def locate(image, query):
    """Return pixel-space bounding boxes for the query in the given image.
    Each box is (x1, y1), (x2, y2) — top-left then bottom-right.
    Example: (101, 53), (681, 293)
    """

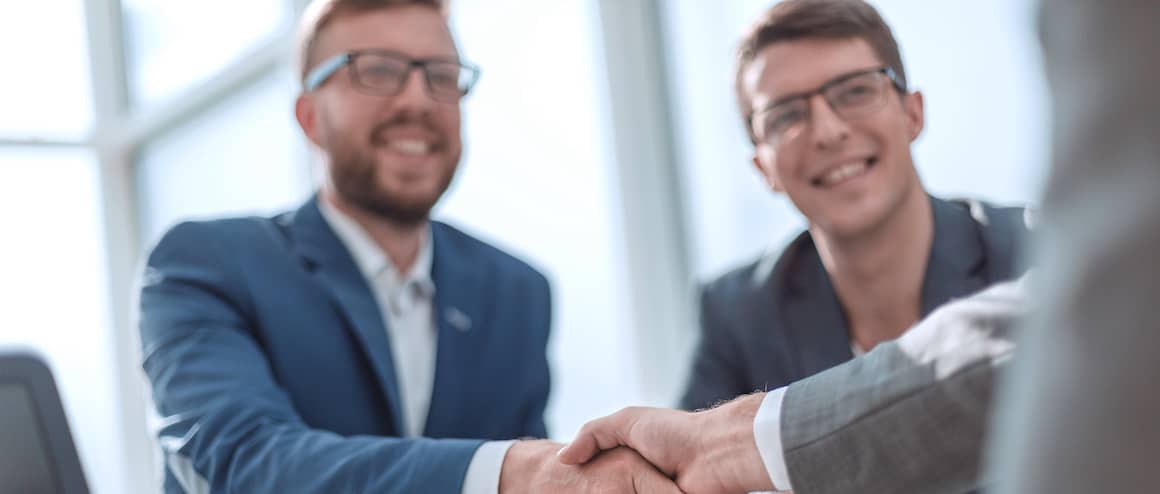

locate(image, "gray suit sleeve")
(780, 280), (1026, 494)
(988, 3), (1160, 493)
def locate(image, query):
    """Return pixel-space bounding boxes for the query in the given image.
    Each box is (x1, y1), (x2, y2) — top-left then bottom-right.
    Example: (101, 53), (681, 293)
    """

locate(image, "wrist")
(497, 440), (560, 494)
(699, 393), (774, 492)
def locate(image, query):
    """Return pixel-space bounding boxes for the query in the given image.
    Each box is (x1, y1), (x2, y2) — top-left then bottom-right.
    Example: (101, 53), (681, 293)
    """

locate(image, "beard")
(324, 114), (459, 227)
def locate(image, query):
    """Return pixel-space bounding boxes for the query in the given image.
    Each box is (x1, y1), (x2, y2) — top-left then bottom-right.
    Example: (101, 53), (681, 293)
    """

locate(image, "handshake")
(497, 393), (779, 494)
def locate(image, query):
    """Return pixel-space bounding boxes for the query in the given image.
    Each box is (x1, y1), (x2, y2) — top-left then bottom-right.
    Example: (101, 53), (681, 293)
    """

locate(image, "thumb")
(556, 417), (614, 465)
(557, 410), (639, 465)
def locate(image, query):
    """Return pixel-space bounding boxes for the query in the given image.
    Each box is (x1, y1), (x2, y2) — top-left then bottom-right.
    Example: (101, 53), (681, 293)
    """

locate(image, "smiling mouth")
(386, 139), (434, 157)
(813, 157), (878, 187)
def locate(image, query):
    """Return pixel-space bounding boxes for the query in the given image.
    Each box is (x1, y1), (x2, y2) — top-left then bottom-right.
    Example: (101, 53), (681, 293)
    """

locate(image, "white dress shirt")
(753, 388), (793, 492)
(319, 200), (512, 494)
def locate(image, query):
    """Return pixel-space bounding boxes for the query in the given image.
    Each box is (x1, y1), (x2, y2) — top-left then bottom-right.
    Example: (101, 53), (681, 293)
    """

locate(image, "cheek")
(327, 94), (379, 130)
(317, 111), (345, 149)
(317, 105), (348, 142)
(768, 147), (805, 183)
(437, 109), (462, 143)
(864, 113), (909, 151)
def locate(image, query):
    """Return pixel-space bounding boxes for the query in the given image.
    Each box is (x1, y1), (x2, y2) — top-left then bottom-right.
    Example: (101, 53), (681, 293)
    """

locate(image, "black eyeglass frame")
(304, 49), (481, 102)
(745, 66), (907, 143)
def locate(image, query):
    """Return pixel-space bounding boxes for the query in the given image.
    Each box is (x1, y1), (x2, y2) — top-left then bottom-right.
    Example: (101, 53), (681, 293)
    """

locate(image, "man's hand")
(556, 394), (774, 494)
(498, 440), (682, 493)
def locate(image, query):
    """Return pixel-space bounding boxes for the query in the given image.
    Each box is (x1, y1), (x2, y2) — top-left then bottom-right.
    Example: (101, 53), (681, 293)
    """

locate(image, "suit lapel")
(423, 222), (487, 437)
(736, 253), (798, 386)
(920, 197), (990, 316)
(775, 234), (856, 379)
(286, 196), (405, 433)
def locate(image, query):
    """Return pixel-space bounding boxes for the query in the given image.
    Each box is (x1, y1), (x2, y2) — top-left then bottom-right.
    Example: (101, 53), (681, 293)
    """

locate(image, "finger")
(556, 409), (642, 465)
(633, 465), (685, 494)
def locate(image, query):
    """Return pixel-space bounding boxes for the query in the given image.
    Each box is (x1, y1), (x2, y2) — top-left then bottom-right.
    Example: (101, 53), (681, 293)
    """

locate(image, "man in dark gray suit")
(559, 1), (1159, 494)
(682, 0), (1031, 413)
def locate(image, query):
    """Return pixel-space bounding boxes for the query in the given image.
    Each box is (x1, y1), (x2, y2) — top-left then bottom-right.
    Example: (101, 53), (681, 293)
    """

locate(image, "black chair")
(0, 350), (90, 494)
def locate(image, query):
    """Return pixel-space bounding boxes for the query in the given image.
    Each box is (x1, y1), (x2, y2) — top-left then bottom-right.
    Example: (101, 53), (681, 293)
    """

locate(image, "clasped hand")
(545, 393), (775, 494)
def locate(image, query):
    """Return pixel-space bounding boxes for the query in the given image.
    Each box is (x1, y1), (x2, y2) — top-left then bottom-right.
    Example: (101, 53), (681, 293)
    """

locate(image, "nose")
(808, 94), (850, 150)
(392, 66), (436, 111)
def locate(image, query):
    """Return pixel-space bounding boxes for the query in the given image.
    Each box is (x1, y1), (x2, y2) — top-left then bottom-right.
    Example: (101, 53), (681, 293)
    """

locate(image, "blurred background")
(0, 0), (1047, 492)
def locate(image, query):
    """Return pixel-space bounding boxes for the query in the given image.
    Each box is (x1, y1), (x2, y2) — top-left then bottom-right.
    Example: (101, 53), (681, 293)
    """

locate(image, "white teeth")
(389, 140), (432, 156)
(820, 161), (868, 186)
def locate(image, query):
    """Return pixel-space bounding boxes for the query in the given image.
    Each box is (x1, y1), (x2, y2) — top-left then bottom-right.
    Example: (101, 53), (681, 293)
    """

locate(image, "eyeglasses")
(747, 67), (906, 147)
(304, 50), (481, 103)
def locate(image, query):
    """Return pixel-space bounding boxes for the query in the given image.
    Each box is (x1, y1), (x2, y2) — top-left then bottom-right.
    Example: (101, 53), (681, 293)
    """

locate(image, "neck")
(322, 189), (427, 274)
(811, 187), (933, 349)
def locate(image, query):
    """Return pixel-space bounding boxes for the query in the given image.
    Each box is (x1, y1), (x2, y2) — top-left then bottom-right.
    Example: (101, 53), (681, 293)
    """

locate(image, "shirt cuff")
(753, 387), (793, 492)
(461, 440), (516, 494)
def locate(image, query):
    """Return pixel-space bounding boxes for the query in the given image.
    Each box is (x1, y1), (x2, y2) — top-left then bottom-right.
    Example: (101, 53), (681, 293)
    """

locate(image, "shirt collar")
(318, 196), (435, 296)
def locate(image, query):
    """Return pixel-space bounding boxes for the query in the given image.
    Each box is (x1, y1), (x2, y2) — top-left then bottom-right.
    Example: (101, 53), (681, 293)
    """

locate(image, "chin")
(814, 199), (895, 238)
(386, 179), (445, 201)
(385, 181), (449, 209)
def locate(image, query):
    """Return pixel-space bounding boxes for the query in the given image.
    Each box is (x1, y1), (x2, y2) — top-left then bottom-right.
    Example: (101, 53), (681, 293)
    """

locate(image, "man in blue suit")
(138, 1), (679, 492)
(681, 0), (1032, 415)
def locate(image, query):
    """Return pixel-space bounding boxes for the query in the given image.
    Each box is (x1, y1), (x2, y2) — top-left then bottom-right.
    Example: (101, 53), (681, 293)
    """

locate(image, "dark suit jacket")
(682, 196), (1030, 411)
(138, 196), (552, 493)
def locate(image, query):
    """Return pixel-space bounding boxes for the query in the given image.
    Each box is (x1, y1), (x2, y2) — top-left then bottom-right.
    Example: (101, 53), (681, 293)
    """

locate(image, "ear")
(902, 90), (925, 142)
(752, 153), (785, 194)
(295, 93), (324, 148)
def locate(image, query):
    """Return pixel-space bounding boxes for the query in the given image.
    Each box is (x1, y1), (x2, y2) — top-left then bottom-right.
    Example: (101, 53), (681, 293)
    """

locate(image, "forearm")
(497, 440), (560, 494)
(157, 412), (481, 492)
(782, 362), (995, 494)
(778, 281), (1024, 493)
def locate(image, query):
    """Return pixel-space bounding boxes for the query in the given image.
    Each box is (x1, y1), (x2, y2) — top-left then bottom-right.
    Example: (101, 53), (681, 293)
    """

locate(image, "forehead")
(314, 6), (458, 61)
(742, 37), (882, 108)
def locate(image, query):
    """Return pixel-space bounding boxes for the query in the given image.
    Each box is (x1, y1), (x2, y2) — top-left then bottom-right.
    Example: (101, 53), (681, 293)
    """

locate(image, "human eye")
(762, 103), (808, 136)
(426, 64), (462, 91)
(357, 57), (407, 86)
(831, 76), (881, 108)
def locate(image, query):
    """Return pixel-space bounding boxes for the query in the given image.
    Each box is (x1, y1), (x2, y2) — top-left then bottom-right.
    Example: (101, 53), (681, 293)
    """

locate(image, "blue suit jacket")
(138, 197), (552, 493)
(682, 196), (1031, 411)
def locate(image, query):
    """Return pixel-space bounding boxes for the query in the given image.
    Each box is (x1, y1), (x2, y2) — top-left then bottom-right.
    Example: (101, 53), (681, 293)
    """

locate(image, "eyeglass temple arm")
(304, 53), (353, 92)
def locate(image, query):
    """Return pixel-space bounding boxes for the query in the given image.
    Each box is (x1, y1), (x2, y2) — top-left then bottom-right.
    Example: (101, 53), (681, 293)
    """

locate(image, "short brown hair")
(734, 0), (907, 125)
(296, 0), (447, 85)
